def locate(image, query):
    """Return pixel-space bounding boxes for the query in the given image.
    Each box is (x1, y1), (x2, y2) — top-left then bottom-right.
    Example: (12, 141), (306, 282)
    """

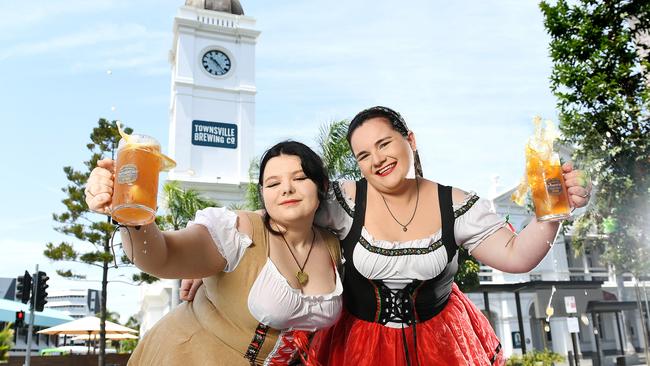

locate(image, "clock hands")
(210, 56), (226, 74)
(215, 63), (225, 74)
(204, 57), (224, 74)
(203, 51), (230, 75)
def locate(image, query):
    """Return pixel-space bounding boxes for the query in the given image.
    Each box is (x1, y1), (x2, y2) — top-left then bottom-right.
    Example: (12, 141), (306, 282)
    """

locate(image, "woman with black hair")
(310, 106), (592, 366)
(85, 140), (342, 365)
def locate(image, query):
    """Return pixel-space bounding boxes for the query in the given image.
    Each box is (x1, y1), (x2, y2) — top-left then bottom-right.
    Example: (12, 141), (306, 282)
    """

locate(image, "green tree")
(158, 181), (218, 231)
(44, 118), (156, 365)
(157, 181), (218, 306)
(119, 315), (140, 354)
(99, 310), (122, 324)
(454, 249), (481, 292)
(541, 0), (650, 353)
(317, 119), (362, 181)
(244, 158), (262, 210)
(506, 349), (564, 366)
(0, 324), (13, 363)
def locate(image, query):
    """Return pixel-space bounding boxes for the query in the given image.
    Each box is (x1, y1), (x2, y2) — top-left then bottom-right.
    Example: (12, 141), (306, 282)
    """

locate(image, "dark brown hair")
(258, 140), (329, 234)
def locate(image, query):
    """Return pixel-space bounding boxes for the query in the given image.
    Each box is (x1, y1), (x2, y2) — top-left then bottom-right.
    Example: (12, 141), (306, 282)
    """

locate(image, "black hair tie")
(109, 222), (141, 268)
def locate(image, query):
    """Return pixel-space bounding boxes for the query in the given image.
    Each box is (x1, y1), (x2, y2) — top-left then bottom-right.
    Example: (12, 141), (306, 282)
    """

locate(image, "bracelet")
(111, 223), (146, 268)
(111, 218), (142, 230)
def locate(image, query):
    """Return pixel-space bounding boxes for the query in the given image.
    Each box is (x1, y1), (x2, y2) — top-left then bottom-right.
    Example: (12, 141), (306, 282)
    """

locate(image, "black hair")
(346, 106), (423, 177)
(257, 140), (329, 235)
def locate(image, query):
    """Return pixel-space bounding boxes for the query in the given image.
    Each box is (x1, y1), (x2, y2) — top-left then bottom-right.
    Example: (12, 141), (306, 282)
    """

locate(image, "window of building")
(598, 314), (604, 339)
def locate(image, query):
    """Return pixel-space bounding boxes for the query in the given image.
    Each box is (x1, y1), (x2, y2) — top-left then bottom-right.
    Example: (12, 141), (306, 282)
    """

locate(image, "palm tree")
(244, 158), (262, 210)
(316, 119), (362, 181)
(157, 181), (219, 307)
(159, 181), (219, 231)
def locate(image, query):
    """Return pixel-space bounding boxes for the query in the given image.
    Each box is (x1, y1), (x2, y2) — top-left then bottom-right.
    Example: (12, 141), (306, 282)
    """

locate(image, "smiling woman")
(84, 140), (343, 365)
(309, 106), (592, 366)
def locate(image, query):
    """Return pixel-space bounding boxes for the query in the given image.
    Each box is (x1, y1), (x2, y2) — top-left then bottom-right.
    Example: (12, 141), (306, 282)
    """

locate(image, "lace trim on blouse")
(454, 192), (479, 218)
(358, 234), (444, 256)
(354, 191), (480, 256)
(332, 181), (354, 218)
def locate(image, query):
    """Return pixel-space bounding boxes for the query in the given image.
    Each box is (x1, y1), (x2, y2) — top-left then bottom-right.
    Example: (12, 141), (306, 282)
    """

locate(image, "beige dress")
(128, 211), (342, 366)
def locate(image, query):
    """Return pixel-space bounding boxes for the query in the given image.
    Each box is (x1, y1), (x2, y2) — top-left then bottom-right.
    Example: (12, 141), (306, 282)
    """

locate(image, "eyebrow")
(354, 137), (392, 159)
(263, 169), (305, 183)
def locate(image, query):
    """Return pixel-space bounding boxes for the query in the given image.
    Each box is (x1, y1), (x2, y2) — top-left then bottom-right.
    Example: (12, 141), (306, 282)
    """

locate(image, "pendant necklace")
(380, 178), (420, 232)
(279, 228), (316, 287)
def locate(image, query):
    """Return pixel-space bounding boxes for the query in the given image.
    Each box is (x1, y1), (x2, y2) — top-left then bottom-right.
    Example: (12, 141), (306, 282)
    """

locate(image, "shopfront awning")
(585, 300), (638, 313)
(469, 280), (604, 293)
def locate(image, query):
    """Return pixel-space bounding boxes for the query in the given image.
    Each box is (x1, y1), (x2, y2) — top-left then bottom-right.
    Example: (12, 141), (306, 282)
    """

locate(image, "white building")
(136, 279), (177, 337)
(167, 0), (259, 207)
(45, 289), (101, 319)
(1, 299), (75, 356)
(138, 0), (259, 335)
(467, 181), (648, 364)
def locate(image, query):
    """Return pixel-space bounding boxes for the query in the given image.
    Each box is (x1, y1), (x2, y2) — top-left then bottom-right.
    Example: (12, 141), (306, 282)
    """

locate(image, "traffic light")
(34, 271), (49, 312)
(14, 311), (25, 328)
(16, 271), (32, 304)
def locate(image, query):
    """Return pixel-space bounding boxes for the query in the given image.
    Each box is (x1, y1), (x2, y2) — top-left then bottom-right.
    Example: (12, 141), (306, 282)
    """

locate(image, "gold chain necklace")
(379, 178), (420, 232)
(279, 228), (316, 286)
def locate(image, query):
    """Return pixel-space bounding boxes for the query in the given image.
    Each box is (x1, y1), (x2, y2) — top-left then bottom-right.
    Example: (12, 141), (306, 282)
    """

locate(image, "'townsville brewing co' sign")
(192, 120), (237, 149)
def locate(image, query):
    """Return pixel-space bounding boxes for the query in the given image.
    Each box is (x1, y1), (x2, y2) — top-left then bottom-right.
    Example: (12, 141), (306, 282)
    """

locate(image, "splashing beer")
(513, 117), (571, 222)
(111, 123), (176, 226)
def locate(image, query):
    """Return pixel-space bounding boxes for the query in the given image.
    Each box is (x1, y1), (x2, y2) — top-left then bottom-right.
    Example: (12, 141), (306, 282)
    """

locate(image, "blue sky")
(0, 0), (558, 321)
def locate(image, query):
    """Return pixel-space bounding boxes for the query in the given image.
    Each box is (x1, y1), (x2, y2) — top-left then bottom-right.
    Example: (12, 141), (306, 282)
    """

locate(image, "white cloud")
(0, 0), (127, 39)
(1, 23), (166, 61)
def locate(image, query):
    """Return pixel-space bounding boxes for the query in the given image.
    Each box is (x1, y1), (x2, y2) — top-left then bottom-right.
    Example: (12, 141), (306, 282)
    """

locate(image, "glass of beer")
(111, 134), (176, 226)
(524, 119), (571, 222)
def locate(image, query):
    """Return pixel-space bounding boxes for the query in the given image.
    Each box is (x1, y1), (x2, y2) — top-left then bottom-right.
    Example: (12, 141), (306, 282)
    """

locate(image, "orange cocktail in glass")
(522, 117), (571, 222)
(526, 149), (571, 221)
(111, 133), (175, 226)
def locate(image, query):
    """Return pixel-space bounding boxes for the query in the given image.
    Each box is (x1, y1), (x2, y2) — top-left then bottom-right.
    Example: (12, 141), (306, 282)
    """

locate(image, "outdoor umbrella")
(71, 333), (138, 341)
(37, 316), (138, 335)
(37, 315), (138, 354)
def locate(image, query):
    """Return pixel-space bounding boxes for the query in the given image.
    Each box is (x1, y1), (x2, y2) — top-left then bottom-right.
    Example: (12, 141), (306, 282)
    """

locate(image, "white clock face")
(202, 50), (231, 76)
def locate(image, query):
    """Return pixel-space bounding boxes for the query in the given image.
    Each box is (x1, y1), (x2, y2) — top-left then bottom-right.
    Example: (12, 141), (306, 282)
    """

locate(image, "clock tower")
(167, 0), (260, 206)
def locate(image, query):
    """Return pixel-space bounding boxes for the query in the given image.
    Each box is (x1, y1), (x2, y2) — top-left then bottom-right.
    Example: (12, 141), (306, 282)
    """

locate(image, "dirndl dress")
(311, 179), (506, 366)
(128, 209), (343, 366)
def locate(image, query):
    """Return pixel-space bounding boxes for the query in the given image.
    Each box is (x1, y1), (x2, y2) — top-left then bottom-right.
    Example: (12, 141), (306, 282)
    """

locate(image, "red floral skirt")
(310, 283), (504, 366)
